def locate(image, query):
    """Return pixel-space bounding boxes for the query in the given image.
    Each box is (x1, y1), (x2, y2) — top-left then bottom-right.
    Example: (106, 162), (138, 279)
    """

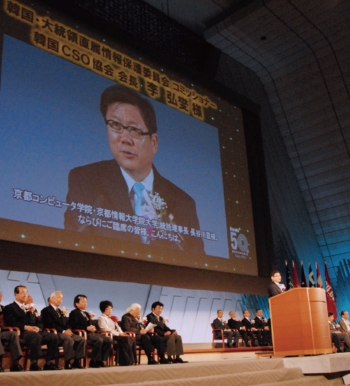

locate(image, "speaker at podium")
(269, 287), (333, 356)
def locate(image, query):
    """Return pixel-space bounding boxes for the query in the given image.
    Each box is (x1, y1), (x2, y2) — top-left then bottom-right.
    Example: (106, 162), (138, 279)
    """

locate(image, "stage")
(1, 347), (348, 386)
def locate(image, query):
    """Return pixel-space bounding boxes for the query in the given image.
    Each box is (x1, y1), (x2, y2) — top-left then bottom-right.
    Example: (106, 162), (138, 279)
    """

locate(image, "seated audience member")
(328, 312), (350, 352)
(241, 310), (259, 346)
(339, 310), (350, 335)
(328, 312), (349, 352)
(227, 310), (256, 347)
(121, 303), (169, 364)
(213, 309), (239, 348)
(3, 285), (60, 371)
(254, 309), (272, 346)
(147, 301), (187, 363)
(98, 300), (136, 366)
(0, 292), (24, 372)
(69, 294), (112, 368)
(41, 291), (85, 369)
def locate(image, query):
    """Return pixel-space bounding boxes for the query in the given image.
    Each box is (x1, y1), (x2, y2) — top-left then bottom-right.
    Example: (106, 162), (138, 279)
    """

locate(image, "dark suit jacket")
(120, 313), (143, 335)
(4, 302), (43, 333)
(254, 316), (268, 329)
(64, 160), (204, 254)
(227, 318), (242, 330)
(146, 313), (175, 337)
(213, 317), (230, 338)
(68, 308), (93, 331)
(241, 317), (255, 330)
(267, 281), (282, 298)
(41, 305), (71, 333)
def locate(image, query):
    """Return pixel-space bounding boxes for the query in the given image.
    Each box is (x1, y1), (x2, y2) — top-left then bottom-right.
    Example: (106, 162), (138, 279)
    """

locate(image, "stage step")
(106, 367), (331, 386)
(103, 369), (303, 386)
(0, 359), (340, 386)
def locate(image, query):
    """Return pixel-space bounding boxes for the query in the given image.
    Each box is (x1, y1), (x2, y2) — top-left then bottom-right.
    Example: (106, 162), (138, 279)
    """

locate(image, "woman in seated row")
(98, 301), (136, 366)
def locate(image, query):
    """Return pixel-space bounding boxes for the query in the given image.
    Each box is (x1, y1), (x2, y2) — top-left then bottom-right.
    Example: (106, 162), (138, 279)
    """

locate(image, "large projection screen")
(0, 0), (257, 276)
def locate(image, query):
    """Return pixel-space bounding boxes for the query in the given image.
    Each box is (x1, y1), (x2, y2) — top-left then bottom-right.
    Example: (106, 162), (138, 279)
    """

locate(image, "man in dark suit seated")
(227, 310), (256, 347)
(41, 291), (85, 369)
(267, 270), (286, 298)
(254, 309), (272, 346)
(147, 301), (187, 363)
(121, 303), (169, 364)
(213, 309), (239, 348)
(241, 310), (260, 346)
(3, 285), (60, 371)
(64, 84), (205, 254)
(68, 294), (112, 368)
(0, 292), (24, 372)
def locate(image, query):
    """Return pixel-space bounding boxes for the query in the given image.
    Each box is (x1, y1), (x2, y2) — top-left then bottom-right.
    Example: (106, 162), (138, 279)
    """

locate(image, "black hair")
(100, 84), (157, 134)
(74, 294), (87, 308)
(100, 300), (113, 313)
(151, 301), (164, 310)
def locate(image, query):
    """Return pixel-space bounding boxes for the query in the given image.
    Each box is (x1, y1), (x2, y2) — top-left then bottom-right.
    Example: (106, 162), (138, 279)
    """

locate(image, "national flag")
(301, 261), (308, 287)
(325, 261), (337, 319)
(285, 260), (294, 290)
(308, 261), (315, 287)
(292, 260), (299, 287)
(316, 262), (323, 288)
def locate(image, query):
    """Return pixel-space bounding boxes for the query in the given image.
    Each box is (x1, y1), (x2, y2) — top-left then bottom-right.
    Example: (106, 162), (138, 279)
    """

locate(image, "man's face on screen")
(106, 102), (158, 182)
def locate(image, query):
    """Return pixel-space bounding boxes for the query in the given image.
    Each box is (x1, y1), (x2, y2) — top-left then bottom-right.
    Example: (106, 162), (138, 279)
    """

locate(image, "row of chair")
(210, 323), (268, 348)
(0, 314), (156, 368)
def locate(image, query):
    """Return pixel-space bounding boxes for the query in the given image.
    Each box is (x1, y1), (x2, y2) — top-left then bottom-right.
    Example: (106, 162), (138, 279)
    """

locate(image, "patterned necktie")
(81, 311), (89, 321)
(133, 183), (145, 215)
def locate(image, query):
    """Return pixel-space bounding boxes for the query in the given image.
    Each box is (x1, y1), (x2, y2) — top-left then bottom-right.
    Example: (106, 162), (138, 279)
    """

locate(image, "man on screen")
(64, 84), (204, 253)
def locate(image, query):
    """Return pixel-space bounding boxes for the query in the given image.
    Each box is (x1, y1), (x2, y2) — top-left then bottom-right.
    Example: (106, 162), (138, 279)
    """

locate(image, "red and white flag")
(324, 261), (337, 319)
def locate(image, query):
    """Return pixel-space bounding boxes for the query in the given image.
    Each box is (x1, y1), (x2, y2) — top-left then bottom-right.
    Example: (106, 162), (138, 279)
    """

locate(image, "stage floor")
(1, 347), (348, 385)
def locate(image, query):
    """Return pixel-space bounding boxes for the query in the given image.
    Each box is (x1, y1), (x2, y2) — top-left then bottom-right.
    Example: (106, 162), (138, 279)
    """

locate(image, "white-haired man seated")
(41, 291), (85, 369)
(120, 303), (169, 364)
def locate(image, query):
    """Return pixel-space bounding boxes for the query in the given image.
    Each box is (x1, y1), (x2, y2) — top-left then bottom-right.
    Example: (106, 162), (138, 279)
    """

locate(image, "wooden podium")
(269, 287), (332, 356)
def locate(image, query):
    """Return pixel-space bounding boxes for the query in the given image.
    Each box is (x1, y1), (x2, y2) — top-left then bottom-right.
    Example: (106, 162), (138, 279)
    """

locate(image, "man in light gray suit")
(329, 312), (350, 352)
(339, 311), (350, 337)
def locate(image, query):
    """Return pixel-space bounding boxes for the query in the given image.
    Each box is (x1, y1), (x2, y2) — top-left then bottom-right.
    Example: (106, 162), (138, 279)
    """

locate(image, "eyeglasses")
(105, 119), (151, 139)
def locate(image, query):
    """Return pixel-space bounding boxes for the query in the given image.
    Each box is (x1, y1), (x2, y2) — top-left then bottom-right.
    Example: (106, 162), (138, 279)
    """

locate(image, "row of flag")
(285, 260), (337, 319)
